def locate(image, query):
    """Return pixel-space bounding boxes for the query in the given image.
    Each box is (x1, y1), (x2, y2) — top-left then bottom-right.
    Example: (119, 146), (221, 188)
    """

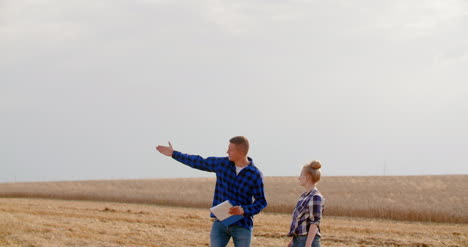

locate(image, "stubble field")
(0, 175), (467, 246)
(1, 198), (467, 247)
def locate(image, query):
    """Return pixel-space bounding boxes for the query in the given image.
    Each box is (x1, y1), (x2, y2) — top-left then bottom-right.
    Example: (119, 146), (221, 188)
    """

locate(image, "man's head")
(227, 136), (249, 162)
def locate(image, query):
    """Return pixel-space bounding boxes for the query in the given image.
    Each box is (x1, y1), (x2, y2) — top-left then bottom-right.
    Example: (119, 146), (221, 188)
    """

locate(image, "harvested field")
(0, 198), (467, 247)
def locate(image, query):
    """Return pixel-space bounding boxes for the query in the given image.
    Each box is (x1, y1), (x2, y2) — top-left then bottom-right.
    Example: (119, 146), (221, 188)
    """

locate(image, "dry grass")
(0, 198), (467, 247)
(0, 175), (466, 223)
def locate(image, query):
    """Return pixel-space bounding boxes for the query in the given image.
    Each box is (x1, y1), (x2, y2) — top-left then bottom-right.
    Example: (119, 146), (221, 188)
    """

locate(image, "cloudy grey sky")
(1, 0), (467, 182)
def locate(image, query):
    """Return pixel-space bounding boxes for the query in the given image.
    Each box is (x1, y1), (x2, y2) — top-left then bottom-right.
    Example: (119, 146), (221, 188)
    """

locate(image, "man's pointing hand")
(156, 141), (174, 156)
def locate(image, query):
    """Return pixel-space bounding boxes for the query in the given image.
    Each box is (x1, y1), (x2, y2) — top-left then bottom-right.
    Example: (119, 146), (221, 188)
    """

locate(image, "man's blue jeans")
(210, 220), (252, 247)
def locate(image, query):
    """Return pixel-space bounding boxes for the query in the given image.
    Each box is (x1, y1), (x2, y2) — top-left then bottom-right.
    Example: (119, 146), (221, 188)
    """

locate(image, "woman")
(287, 160), (325, 247)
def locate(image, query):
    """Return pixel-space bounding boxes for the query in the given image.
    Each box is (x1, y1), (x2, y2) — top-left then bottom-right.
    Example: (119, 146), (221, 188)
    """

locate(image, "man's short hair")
(229, 136), (249, 155)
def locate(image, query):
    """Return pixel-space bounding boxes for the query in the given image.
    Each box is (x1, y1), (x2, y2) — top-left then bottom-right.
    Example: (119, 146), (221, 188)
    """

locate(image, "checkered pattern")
(288, 188), (324, 237)
(172, 151), (268, 230)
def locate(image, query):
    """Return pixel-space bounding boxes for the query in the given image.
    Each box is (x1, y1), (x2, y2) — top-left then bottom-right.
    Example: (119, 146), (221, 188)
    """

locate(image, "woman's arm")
(305, 224), (318, 247)
(305, 194), (323, 246)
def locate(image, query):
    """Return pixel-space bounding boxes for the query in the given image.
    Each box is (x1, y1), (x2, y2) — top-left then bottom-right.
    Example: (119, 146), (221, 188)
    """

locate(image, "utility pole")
(383, 160), (387, 176)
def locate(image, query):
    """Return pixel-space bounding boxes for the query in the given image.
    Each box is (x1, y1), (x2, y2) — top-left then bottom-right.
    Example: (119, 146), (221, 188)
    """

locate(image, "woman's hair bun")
(309, 160), (322, 169)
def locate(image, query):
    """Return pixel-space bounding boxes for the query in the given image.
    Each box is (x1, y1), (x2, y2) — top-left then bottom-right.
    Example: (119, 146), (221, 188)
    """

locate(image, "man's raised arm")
(155, 141), (219, 172)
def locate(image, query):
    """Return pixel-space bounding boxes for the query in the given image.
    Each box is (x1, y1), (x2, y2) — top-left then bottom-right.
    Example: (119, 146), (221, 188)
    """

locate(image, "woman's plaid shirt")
(172, 151), (268, 230)
(288, 188), (324, 237)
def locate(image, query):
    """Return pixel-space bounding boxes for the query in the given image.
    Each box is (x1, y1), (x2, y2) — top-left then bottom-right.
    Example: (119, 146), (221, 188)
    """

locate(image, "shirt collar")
(230, 157), (255, 171)
(303, 187), (317, 197)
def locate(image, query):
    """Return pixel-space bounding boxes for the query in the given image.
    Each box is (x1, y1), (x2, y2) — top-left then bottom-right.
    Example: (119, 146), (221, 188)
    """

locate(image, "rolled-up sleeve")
(308, 194), (323, 225)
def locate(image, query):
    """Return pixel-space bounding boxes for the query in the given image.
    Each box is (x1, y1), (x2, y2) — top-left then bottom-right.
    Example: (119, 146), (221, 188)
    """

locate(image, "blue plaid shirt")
(172, 151), (268, 230)
(288, 188), (324, 237)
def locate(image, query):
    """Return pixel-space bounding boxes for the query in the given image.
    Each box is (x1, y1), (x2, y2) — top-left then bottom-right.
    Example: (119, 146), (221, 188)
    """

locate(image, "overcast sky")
(1, 0), (467, 182)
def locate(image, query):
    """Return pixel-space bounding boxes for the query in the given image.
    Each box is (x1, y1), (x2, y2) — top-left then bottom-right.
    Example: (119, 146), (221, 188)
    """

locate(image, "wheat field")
(1, 175), (467, 223)
(1, 198), (467, 247)
(0, 175), (467, 246)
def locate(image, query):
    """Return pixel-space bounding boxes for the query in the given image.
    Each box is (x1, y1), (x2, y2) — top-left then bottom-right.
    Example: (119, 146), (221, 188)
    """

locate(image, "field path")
(0, 198), (466, 247)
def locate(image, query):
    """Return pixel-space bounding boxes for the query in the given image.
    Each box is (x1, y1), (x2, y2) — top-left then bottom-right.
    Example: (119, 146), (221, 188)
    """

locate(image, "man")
(156, 136), (267, 247)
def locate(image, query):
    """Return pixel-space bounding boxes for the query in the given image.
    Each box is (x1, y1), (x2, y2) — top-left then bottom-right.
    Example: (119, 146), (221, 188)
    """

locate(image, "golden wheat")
(0, 175), (467, 223)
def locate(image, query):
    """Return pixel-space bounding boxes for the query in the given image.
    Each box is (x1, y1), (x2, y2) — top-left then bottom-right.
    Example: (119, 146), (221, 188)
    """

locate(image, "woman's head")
(300, 160), (322, 186)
